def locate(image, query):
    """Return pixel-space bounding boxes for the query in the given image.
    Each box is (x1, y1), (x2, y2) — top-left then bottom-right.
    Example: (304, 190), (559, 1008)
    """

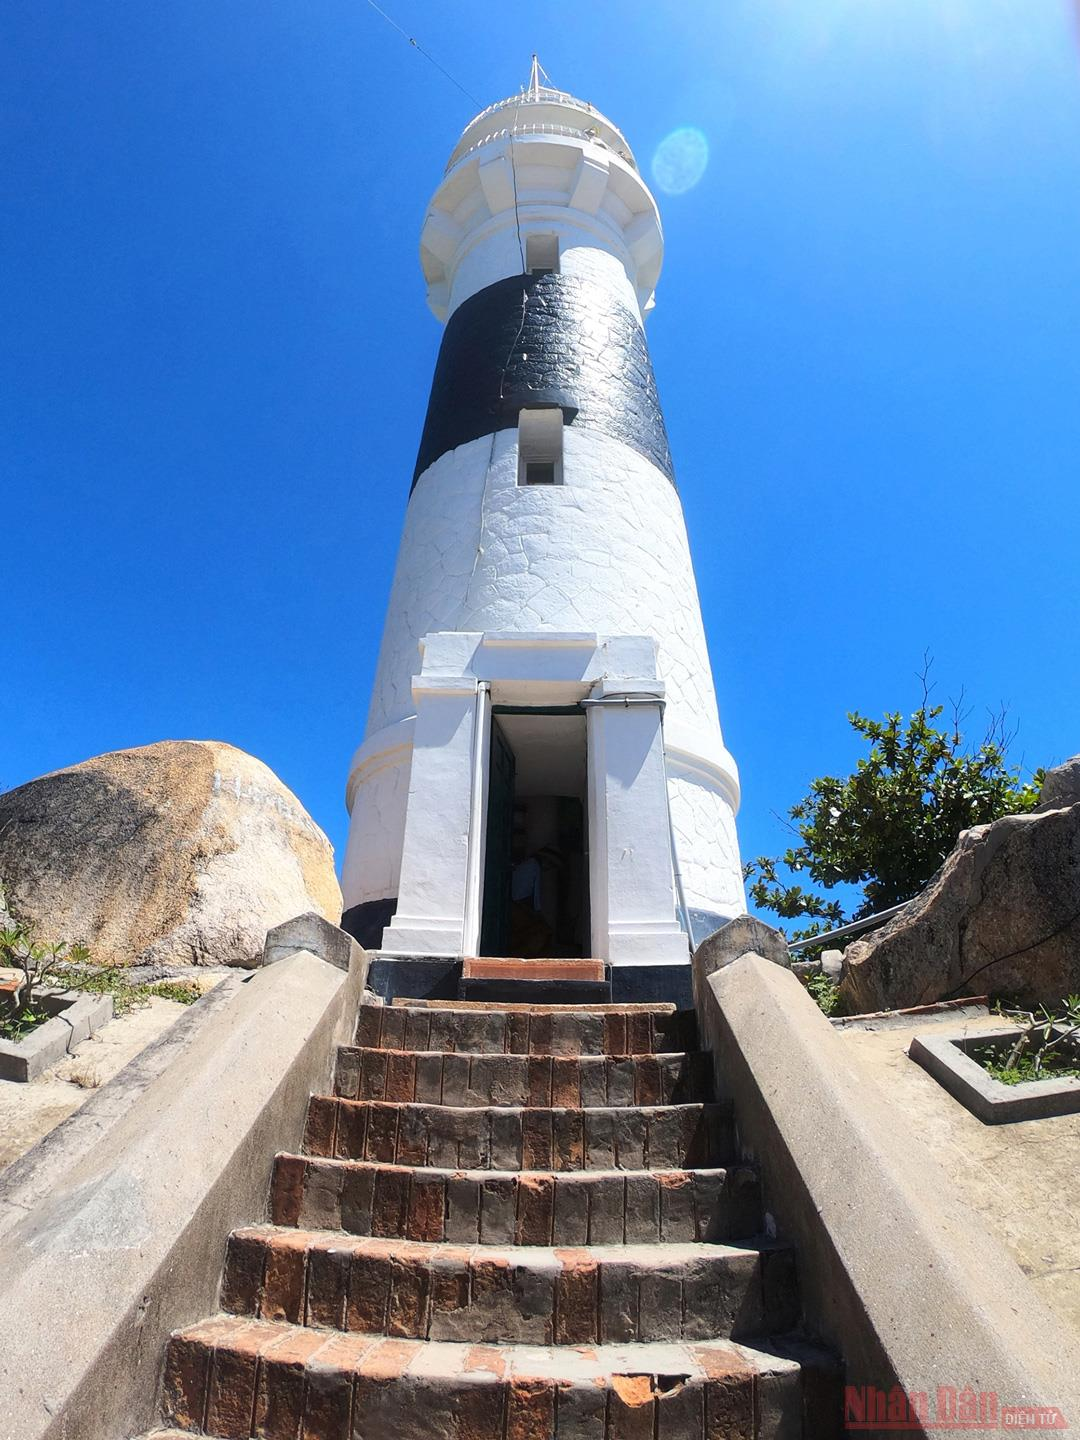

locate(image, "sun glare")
(651, 126), (710, 196)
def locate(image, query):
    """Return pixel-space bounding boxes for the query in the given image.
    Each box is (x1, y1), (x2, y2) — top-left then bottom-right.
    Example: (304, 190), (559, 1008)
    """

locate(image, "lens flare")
(651, 127), (709, 196)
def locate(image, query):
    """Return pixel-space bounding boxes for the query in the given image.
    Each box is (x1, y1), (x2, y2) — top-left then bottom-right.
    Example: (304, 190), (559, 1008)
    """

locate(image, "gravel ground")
(0, 978), (225, 1170)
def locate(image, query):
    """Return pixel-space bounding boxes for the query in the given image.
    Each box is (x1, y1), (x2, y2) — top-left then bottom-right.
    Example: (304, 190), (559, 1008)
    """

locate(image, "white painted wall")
(346, 425), (745, 926)
(380, 679), (480, 956)
(585, 689), (690, 965)
(340, 744), (410, 911)
(447, 212), (644, 321)
(422, 129), (663, 319)
(367, 428), (722, 742)
(667, 768), (746, 919)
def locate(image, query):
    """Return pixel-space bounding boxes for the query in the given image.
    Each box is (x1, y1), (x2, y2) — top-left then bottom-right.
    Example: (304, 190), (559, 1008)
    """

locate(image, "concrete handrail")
(0, 913), (370, 1440)
(693, 945), (1080, 1429)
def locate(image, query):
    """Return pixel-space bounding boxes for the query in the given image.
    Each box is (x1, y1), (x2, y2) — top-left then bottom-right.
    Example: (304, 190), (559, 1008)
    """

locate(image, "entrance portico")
(379, 631), (690, 966)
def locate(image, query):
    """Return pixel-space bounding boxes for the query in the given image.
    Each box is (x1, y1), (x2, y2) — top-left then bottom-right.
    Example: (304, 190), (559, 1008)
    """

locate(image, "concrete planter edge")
(909, 1025), (1080, 1124)
(0, 989), (114, 1082)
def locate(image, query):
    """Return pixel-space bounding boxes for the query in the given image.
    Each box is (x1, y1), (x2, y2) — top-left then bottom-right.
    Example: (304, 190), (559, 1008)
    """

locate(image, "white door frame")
(380, 630), (689, 965)
(461, 682), (491, 957)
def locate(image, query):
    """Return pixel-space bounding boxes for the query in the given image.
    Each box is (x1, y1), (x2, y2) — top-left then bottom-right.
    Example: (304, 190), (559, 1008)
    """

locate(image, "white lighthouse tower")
(342, 64), (744, 988)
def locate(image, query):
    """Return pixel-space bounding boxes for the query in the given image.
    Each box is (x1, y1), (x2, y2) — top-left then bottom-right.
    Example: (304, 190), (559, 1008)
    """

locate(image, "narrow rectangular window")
(524, 460), (556, 486)
(525, 234), (559, 276)
(518, 407), (564, 486)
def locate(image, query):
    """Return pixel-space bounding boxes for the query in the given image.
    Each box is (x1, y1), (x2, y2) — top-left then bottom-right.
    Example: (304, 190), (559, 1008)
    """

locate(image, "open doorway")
(479, 708), (589, 958)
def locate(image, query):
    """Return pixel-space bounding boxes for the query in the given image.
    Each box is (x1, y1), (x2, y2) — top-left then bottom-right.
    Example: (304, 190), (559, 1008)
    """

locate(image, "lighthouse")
(342, 63), (745, 986)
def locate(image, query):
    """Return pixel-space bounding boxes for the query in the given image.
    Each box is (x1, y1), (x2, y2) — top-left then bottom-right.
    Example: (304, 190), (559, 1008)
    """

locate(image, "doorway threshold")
(365, 953), (694, 1008)
(460, 956), (611, 1005)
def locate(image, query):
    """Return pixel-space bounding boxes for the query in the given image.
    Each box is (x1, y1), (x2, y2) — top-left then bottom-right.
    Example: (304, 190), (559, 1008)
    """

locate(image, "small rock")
(820, 949), (844, 981)
(694, 914), (791, 980)
(790, 959), (821, 978)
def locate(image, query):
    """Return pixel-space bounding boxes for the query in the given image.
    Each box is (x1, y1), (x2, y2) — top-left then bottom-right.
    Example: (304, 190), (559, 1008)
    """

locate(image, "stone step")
(302, 1097), (732, 1172)
(163, 1317), (806, 1440)
(357, 1002), (696, 1056)
(461, 957), (608, 983)
(335, 1046), (713, 1108)
(221, 1227), (800, 1345)
(460, 976), (614, 1005)
(270, 1155), (763, 1246)
(458, 959), (612, 1006)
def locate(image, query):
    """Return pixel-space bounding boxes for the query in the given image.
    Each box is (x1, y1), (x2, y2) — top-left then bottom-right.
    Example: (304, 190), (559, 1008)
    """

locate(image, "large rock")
(1039, 753), (1080, 810)
(0, 741), (342, 967)
(840, 759), (1080, 1013)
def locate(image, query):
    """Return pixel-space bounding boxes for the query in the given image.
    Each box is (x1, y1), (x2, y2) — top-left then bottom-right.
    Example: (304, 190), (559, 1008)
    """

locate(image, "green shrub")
(973, 996), (1080, 1085)
(804, 971), (841, 1017)
(745, 667), (1042, 940)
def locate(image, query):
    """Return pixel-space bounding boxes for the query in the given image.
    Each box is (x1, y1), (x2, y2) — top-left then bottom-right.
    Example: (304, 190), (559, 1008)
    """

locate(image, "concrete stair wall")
(145, 991), (840, 1440)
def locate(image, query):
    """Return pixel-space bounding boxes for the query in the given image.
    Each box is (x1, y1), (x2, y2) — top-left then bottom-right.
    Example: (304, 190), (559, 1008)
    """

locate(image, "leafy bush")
(48, 963), (201, 1017)
(974, 997), (1080, 1085)
(804, 971), (841, 1016)
(0, 885), (90, 1019)
(745, 665), (1042, 940)
(0, 1003), (52, 1043)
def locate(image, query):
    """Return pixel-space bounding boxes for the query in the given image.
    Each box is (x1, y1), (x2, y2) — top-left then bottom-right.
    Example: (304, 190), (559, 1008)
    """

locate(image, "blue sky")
(4, 0), (1079, 893)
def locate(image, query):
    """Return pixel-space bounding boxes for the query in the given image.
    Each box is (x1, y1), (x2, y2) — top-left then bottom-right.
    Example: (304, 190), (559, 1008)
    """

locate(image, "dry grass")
(56, 1059), (102, 1089)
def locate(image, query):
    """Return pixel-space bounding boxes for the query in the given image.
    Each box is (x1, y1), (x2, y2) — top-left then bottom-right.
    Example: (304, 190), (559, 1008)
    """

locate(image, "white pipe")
(658, 709), (693, 956)
(667, 798), (694, 957)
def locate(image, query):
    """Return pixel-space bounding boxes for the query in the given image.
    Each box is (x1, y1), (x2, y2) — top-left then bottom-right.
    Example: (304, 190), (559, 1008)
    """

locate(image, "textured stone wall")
(446, 224), (642, 322)
(346, 424), (746, 925)
(369, 428), (719, 740)
(667, 769), (746, 920)
(413, 271), (674, 486)
(340, 753), (410, 908)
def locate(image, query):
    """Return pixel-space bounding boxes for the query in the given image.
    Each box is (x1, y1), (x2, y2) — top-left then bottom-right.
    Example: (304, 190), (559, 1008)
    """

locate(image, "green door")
(479, 720), (515, 956)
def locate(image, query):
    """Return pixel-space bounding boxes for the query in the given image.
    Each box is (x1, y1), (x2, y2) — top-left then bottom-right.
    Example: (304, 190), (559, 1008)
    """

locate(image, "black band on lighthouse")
(411, 271), (676, 489)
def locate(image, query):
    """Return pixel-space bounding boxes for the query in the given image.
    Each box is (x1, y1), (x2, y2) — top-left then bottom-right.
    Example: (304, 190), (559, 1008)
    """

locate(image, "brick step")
(164, 1317), (808, 1440)
(389, 1000), (678, 1012)
(222, 1227), (800, 1345)
(335, 1046), (713, 1108)
(358, 1003), (696, 1056)
(270, 1155), (763, 1246)
(303, 1097), (733, 1172)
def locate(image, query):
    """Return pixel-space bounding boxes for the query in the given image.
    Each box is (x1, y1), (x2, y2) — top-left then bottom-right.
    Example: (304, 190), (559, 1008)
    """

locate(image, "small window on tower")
(518, 407), (564, 486)
(525, 234), (559, 276)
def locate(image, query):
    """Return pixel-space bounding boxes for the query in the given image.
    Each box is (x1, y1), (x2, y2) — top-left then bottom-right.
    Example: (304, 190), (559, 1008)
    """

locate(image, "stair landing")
(460, 956), (611, 1006)
(461, 957), (607, 984)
